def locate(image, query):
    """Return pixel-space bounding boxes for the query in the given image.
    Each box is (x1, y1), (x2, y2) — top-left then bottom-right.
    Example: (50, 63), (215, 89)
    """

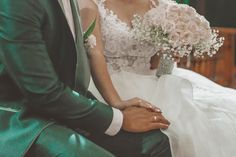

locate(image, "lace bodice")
(96, 0), (158, 75)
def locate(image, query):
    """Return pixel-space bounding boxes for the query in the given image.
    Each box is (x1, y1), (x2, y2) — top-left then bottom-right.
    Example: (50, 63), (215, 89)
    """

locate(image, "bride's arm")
(79, 0), (122, 107)
(79, 0), (160, 111)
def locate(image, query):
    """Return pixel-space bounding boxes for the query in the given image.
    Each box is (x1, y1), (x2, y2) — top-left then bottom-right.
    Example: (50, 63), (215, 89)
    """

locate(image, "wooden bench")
(178, 27), (236, 88)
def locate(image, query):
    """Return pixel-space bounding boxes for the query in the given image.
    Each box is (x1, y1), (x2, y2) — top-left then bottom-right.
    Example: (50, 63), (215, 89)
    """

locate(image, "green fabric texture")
(0, 0), (113, 156)
(24, 124), (114, 157)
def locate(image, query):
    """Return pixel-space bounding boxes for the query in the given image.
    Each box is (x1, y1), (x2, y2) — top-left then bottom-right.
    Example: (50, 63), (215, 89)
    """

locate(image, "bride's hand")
(173, 53), (180, 63)
(113, 97), (162, 113)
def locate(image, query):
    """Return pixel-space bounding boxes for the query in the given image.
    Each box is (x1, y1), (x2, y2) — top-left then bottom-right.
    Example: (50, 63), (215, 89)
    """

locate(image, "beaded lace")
(96, 0), (158, 74)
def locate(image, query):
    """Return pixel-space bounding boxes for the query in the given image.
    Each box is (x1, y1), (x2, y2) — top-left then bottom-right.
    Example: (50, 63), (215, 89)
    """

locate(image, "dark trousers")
(25, 124), (172, 157)
(90, 130), (172, 157)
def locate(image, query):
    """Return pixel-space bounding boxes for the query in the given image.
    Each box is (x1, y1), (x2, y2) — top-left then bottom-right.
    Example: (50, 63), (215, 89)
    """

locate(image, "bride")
(79, 0), (236, 156)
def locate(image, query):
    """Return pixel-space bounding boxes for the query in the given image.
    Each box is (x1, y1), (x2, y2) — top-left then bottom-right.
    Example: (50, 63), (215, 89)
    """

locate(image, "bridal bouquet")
(131, 0), (224, 60)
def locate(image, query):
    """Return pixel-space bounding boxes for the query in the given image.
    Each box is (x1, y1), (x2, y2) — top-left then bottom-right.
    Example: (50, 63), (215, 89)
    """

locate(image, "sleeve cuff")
(105, 107), (123, 136)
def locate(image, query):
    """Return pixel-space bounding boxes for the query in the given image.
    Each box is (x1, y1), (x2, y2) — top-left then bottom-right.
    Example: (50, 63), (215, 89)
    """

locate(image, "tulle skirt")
(89, 67), (236, 157)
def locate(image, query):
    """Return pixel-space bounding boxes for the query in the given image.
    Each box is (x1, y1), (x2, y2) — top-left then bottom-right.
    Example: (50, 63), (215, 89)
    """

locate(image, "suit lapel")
(57, 0), (83, 42)
(57, 0), (65, 17)
(57, 0), (75, 40)
(56, 0), (90, 94)
(70, 0), (84, 39)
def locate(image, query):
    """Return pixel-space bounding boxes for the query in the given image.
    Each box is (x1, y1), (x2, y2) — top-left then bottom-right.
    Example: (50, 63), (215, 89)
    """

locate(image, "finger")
(160, 117), (171, 125)
(127, 98), (161, 113)
(148, 122), (169, 130)
(150, 115), (160, 122)
(127, 99), (149, 108)
(159, 117), (171, 125)
(122, 98), (140, 108)
(137, 99), (162, 113)
(151, 114), (170, 125)
(151, 115), (169, 125)
(145, 103), (162, 113)
(157, 114), (170, 125)
(128, 98), (142, 106)
(138, 102), (157, 111)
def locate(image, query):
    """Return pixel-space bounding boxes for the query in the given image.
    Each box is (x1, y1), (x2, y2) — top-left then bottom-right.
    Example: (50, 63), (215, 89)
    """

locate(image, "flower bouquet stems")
(156, 57), (175, 77)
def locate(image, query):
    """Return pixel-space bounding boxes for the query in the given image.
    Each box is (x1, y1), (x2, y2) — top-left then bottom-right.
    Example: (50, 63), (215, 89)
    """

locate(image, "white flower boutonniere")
(86, 34), (96, 49)
(84, 19), (97, 52)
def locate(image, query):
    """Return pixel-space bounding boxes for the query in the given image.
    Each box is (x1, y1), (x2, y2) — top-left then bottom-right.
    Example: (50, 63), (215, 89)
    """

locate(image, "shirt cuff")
(105, 107), (123, 136)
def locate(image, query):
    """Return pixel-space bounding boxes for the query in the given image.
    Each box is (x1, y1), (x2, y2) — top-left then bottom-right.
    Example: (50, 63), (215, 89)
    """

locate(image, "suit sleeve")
(0, 0), (115, 134)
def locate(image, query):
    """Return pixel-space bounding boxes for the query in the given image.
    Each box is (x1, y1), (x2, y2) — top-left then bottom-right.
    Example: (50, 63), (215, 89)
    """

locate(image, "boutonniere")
(84, 19), (97, 50)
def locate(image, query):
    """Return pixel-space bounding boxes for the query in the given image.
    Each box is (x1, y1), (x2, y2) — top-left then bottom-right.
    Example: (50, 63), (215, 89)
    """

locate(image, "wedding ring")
(153, 116), (157, 121)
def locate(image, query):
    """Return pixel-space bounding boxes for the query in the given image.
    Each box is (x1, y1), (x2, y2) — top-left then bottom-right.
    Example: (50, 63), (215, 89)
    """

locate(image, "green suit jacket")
(0, 0), (113, 156)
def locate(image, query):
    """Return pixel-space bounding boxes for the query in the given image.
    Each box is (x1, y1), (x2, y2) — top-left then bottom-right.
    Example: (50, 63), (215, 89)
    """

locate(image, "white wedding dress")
(88, 0), (236, 156)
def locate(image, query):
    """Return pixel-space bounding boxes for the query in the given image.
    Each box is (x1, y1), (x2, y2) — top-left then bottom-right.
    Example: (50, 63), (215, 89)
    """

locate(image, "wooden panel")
(179, 27), (236, 88)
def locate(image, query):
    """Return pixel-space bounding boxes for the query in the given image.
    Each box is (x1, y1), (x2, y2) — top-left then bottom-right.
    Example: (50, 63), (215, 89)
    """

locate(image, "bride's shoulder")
(78, 0), (99, 11)
(78, 0), (100, 24)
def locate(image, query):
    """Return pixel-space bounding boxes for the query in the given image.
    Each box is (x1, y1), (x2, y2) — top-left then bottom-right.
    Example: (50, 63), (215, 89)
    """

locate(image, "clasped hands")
(114, 98), (170, 133)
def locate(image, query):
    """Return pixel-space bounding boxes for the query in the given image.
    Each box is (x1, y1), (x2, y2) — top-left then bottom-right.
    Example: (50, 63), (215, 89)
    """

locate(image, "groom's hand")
(122, 107), (170, 133)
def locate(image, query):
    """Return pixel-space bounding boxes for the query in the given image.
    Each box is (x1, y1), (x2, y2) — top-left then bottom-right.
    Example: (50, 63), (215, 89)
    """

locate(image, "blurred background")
(176, 0), (236, 89)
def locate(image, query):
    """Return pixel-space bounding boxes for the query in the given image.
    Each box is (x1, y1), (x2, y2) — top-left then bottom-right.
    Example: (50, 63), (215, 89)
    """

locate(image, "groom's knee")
(26, 125), (114, 157)
(142, 130), (172, 157)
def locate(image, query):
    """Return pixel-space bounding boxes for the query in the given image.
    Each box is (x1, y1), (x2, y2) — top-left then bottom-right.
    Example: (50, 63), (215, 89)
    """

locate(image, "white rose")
(200, 30), (212, 41)
(162, 21), (176, 33)
(175, 21), (187, 31)
(168, 4), (181, 13)
(191, 33), (201, 45)
(187, 22), (198, 32)
(169, 32), (180, 46)
(177, 14), (190, 23)
(145, 8), (165, 25)
(180, 31), (194, 45)
(158, 0), (170, 10)
(166, 4), (181, 20)
(192, 16), (202, 25)
(199, 18), (210, 30)
(180, 5), (197, 17)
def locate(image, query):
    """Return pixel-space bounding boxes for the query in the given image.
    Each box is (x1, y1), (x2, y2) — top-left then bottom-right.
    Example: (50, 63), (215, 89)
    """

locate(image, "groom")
(0, 0), (172, 157)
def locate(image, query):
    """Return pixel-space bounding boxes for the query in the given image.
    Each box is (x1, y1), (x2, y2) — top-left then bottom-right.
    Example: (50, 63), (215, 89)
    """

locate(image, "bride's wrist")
(111, 100), (125, 109)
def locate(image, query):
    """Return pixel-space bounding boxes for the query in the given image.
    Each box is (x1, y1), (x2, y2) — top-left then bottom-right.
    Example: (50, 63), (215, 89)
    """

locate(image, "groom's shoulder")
(0, 0), (42, 8)
(0, 0), (44, 15)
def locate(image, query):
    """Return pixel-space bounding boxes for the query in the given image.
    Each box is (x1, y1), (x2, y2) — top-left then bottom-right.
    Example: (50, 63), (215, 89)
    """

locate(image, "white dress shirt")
(60, 0), (123, 136)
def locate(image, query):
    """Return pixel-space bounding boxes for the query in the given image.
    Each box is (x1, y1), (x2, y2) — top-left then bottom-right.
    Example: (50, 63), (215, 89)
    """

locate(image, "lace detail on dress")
(96, 0), (158, 74)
